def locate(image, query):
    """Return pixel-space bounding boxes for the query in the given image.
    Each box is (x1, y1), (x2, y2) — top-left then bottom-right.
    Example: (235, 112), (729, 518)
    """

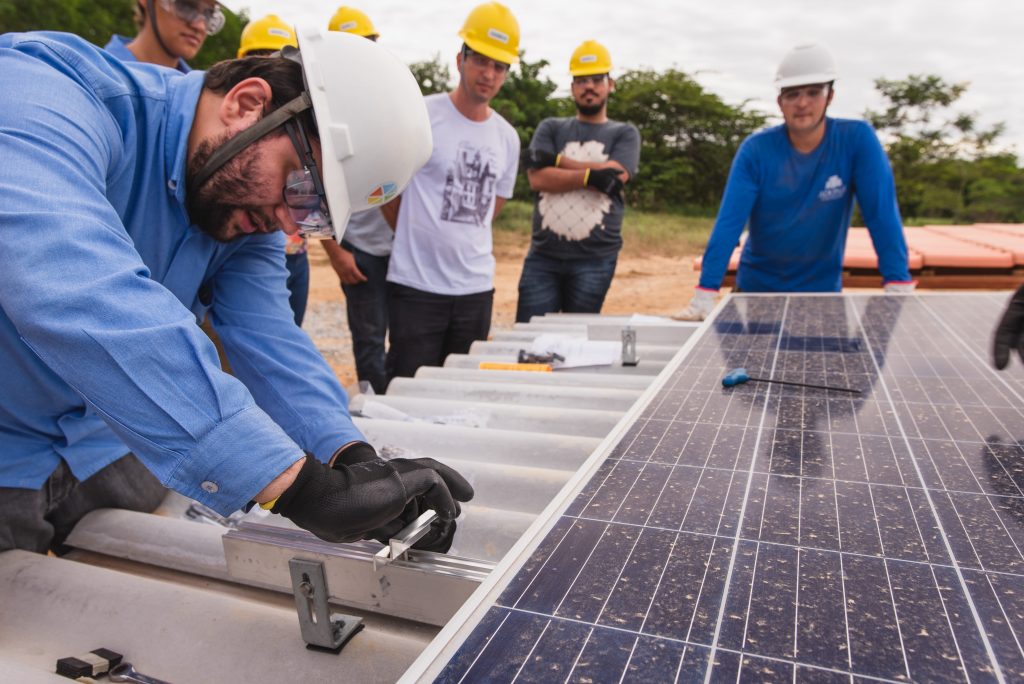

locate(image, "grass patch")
(903, 216), (958, 226)
(493, 200), (713, 257)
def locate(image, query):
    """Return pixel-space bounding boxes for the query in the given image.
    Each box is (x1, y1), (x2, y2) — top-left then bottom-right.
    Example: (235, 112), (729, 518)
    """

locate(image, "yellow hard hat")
(569, 40), (612, 77)
(458, 2), (520, 65)
(328, 6), (379, 38)
(237, 14), (297, 58)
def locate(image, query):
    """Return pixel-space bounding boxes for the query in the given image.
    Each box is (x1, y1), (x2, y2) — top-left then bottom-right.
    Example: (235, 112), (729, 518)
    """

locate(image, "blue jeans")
(341, 245), (390, 395)
(515, 250), (619, 323)
(285, 251), (310, 326)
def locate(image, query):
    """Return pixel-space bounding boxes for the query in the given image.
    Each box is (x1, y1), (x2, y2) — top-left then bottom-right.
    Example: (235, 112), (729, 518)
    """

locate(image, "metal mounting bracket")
(621, 326), (639, 366)
(288, 558), (364, 652)
(372, 510), (438, 571)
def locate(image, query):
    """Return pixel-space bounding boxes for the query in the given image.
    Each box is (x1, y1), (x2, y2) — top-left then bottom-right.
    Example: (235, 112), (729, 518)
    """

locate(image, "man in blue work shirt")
(673, 44), (915, 321)
(0, 29), (470, 554)
(105, 0), (222, 72)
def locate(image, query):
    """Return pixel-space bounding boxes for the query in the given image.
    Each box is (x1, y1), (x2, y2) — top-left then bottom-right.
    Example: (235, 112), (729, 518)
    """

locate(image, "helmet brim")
(570, 66), (611, 78)
(459, 33), (519, 65)
(775, 74), (836, 89)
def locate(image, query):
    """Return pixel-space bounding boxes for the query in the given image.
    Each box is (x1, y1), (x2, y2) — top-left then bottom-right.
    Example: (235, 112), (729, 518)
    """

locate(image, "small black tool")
(518, 350), (565, 365)
(722, 367), (861, 394)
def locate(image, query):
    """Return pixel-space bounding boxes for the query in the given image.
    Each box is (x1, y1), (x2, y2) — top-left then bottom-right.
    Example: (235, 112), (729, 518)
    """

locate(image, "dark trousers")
(515, 249), (619, 323)
(386, 283), (493, 383)
(340, 245), (390, 395)
(0, 454), (166, 554)
(285, 251), (310, 326)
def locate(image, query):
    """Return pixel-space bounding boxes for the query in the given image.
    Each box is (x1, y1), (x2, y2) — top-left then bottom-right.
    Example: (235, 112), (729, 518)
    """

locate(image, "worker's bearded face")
(572, 75), (611, 117)
(186, 131), (286, 243)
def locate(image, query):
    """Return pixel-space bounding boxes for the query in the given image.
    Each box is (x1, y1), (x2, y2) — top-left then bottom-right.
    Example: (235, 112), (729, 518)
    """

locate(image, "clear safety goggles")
(282, 119), (334, 239)
(158, 0), (225, 35)
(572, 74), (608, 86)
(461, 46), (510, 74)
(779, 83), (831, 103)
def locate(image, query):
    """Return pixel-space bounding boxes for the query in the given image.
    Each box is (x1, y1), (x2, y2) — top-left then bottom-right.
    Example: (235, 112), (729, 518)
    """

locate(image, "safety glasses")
(572, 74), (608, 86)
(462, 47), (510, 74)
(282, 119), (333, 239)
(158, 0), (225, 35)
(779, 84), (831, 103)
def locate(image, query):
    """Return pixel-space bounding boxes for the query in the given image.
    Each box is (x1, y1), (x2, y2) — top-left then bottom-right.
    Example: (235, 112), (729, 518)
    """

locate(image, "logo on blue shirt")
(818, 174), (847, 202)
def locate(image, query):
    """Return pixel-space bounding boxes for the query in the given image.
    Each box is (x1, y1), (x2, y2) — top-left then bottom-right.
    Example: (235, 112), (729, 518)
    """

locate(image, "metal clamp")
(373, 510), (438, 570)
(621, 326), (639, 366)
(288, 558), (364, 652)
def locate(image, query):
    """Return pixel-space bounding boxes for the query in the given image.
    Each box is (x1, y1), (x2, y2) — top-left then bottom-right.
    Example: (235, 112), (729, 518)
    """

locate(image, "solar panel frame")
(403, 293), (1024, 684)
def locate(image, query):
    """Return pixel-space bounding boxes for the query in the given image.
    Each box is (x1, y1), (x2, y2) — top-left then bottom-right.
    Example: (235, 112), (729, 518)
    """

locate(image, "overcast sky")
(231, 0), (1023, 154)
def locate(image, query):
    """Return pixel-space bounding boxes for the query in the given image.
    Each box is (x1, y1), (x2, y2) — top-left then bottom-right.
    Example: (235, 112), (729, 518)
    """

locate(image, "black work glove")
(585, 167), (625, 197)
(331, 442), (460, 553)
(273, 454), (473, 545)
(521, 148), (558, 170)
(993, 283), (1024, 370)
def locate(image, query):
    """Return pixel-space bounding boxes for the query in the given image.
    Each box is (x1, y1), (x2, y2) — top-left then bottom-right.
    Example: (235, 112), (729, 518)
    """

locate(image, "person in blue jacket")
(0, 30), (470, 554)
(673, 44), (916, 321)
(105, 0), (222, 73)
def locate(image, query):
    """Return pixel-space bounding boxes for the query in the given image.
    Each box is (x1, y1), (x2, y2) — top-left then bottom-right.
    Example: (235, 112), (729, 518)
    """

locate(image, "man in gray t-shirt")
(516, 39), (640, 323)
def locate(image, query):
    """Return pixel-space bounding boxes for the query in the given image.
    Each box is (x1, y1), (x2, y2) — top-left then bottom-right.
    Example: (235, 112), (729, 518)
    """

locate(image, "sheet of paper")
(529, 333), (620, 369)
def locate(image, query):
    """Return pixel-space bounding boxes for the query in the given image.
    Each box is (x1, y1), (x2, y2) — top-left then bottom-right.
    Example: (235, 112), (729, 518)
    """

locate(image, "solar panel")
(415, 294), (1024, 683)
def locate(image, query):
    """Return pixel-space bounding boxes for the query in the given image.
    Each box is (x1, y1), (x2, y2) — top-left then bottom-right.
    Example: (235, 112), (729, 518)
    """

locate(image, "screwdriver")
(722, 367), (861, 394)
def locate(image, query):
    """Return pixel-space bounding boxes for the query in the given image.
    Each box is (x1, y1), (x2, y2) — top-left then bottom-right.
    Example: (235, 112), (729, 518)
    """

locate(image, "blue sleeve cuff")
(166, 406), (304, 515)
(305, 420), (366, 464)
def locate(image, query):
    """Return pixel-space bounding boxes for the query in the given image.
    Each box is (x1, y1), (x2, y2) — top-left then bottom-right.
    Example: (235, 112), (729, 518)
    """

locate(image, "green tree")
(408, 53), (451, 95)
(607, 68), (765, 211)
(865, 74), (1023, 221)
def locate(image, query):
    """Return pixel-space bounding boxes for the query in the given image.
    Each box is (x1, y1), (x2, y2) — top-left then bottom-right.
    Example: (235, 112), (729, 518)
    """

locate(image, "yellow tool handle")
(479, 362), (552, 372)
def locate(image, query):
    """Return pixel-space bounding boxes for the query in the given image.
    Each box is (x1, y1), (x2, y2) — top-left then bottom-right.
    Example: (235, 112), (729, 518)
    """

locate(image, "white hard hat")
(296, 26), (432, 237)
(774, 44), (837, 89)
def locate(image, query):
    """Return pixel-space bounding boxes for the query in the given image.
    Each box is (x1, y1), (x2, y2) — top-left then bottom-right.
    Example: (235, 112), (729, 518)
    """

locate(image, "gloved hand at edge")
(883, 280), (917, 294)
(584, 167), (625, 197)
(332, 442), (462, 553)
(671, 287), (718, 321)
(993, 283), (1024, 370)
(271, 453), (473, 545)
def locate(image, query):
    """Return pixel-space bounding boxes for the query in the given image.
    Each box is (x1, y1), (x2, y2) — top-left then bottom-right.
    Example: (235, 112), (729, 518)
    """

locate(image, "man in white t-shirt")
(383, 2), (521, 383)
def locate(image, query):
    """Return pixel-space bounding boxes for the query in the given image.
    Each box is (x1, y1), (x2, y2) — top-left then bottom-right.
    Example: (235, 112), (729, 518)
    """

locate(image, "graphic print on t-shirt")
(817, 174), (847, 202)
(538, 140), (612, 241)
(440, 141), (498, 226)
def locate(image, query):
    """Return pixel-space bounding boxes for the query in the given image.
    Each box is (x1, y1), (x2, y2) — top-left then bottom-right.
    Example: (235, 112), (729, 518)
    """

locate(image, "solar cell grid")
(428, 294), (1024, 683)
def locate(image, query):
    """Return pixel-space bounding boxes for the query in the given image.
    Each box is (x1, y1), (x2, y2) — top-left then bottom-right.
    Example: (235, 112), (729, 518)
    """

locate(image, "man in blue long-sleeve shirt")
(674, 44), (915, 321)
(0, 30), (470, 554)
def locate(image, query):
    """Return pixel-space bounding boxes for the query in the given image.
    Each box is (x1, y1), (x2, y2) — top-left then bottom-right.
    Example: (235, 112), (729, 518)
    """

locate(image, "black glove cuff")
(271, 454), (317, 514)
(330, 441), (379, 468)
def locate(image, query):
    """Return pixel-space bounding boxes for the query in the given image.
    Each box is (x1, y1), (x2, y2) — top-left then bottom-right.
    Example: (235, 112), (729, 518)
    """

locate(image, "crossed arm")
(527, 158), (631, 193)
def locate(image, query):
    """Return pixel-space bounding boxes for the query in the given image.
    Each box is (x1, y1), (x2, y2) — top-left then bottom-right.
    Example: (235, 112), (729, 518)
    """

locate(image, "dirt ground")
(303, 233), (701, 388)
